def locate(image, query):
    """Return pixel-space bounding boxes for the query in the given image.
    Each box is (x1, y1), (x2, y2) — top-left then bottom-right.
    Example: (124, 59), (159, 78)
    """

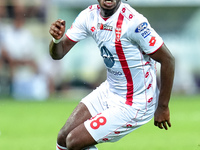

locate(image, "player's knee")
(57, 129), (68, 147)
(66, 132), (81, 150)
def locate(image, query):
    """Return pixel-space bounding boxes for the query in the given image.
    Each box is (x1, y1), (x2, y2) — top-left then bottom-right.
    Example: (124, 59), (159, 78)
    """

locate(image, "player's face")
(97, 0), (121, 17)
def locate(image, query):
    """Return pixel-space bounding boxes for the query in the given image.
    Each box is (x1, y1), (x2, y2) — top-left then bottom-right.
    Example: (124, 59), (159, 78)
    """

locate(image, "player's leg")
(57, 102), (97, 149)
(66, 121), (97, 150)
(56, 81), (109, 149)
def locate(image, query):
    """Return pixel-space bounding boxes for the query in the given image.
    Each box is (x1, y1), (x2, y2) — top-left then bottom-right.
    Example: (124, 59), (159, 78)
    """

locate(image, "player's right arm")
(49, 19), (77, 60)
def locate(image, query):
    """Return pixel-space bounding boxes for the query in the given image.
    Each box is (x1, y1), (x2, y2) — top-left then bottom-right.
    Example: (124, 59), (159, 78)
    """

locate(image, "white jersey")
(66, 2), (163, 108)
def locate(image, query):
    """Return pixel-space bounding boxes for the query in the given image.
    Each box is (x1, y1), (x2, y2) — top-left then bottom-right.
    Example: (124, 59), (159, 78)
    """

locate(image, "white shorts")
(81, 81), (157, 143)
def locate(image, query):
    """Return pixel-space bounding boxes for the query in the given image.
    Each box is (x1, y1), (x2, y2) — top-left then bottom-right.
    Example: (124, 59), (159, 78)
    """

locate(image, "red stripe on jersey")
(115, 13), (134, 106)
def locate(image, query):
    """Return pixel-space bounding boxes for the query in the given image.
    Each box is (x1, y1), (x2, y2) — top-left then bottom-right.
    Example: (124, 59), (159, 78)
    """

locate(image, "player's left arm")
(149, 43), (175, 130)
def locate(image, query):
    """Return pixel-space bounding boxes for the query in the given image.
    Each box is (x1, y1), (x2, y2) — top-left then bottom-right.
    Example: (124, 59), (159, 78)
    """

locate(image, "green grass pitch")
(0, 94), (200, 150)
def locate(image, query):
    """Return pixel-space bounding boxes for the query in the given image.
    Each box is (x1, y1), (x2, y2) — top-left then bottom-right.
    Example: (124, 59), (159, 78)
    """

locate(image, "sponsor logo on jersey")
(141, 28), (151, 38)
(97, 23), (113, 31)
(135, 22), (148, 33)
(108, 68), (123, 76)
(100, 46), (115, 68)
(149, 37), (156, 46)
(148, 97), (153, 103)
(90, 26), (96, 32)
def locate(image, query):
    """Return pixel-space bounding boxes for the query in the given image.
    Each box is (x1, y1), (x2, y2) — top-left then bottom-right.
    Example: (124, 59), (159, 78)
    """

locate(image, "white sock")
(56, 143), (67, 150)
(83, 145), (98, 150)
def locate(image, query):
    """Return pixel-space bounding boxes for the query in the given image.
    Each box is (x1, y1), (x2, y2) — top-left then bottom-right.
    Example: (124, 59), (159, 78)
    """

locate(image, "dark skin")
(149, 44), (174, 130)
(98, 0), (121, 18)
(49, 0), (175, 149)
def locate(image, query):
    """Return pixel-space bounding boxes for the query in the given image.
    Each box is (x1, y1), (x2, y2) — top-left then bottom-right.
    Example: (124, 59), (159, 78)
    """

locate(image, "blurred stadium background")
(0, 0), (200, 100)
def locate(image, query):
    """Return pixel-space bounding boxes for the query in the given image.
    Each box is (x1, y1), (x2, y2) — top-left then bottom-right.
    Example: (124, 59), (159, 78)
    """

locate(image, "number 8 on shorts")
(90, 116), (107, 130)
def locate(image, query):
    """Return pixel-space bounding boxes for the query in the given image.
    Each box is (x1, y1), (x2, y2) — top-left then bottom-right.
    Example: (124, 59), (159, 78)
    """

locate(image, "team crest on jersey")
(115, 28), (122, 41)
(97, 23), (113, 31)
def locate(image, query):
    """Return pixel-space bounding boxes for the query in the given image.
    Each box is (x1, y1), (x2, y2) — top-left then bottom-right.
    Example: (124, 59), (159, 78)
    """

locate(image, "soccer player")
(49, 0), (175, 150)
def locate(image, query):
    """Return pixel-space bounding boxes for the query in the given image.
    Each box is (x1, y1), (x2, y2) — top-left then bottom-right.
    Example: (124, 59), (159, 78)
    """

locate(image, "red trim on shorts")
(65, 34), (78, 43)
(148, 42), (164, 55)
(115, 13), (134, 106)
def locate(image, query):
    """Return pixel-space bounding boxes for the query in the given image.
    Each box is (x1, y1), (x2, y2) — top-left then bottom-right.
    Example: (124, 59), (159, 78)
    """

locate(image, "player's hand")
(154, 105), (171, 130)
(49, 19), (66, 40)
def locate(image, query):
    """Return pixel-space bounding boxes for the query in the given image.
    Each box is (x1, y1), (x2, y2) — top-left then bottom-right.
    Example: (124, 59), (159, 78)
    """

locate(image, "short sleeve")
(128, 14), (164, 54)
(66, 9), (90, 42)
